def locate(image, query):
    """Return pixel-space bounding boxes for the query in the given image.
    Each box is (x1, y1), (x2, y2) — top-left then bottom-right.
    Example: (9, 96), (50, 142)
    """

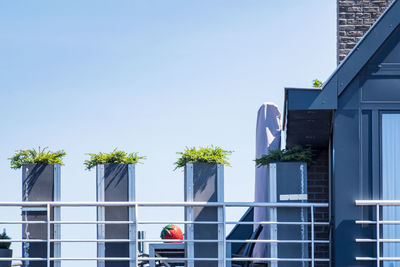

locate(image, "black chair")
(231, 225), (264, 267)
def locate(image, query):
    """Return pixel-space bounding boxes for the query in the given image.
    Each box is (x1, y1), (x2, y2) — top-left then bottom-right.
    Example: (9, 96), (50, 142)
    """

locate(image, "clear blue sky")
(0, 0), (336, 265)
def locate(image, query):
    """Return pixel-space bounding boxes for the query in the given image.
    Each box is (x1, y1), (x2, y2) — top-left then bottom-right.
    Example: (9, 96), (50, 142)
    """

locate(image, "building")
(285, 0), (400, 265)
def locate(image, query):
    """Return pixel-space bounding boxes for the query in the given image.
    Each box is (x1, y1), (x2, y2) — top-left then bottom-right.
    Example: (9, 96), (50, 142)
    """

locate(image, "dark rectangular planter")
(0, 249), (12, 267)
(257, 162), (308, 267)
(96, 164), (135, 267)
(22, 164), (60, 267)
(184, 163), (224, 267)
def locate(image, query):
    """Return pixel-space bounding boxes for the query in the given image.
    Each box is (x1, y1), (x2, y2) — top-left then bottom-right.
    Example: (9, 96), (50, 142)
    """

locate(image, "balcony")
(0, 201), (329, 267)
(356, 200), (400, 266)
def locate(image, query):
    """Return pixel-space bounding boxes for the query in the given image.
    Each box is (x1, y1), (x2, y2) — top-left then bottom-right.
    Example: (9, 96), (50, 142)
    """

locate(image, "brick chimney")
(337, 0), (393, 64)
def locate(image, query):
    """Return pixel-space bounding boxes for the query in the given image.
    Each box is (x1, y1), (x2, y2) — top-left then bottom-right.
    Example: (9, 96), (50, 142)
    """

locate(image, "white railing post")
(311, 205), (315, 267)
(376, 204), (380, 267)
(223, 203), (227, 267)
(47, 203), (51, 267)
(134, 203), (139, 267)
(217, 164), (224, 267)
(96, 165), (105, 267)
(128, 164), (137, 267)
(269, 163), (278, 267)
(54, 164), (61, 267)
(185, 164), (194, 267)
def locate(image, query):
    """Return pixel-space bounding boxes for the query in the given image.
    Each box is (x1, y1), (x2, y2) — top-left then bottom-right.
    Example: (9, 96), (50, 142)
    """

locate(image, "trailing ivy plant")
(174, 146), (232, 170)
(84, 149), (145, 170)
(255, 146), (313, 167)
(0, 229), (11, 249)
(9, 147), (66, 169)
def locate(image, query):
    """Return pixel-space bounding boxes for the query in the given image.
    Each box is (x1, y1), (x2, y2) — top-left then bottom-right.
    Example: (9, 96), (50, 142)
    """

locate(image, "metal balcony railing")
(356, 200), (400, 266)
(0, 201), (329, 267)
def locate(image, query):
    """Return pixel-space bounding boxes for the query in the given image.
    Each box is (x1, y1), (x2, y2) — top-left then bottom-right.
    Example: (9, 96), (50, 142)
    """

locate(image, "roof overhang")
(284, 88), (335, 148)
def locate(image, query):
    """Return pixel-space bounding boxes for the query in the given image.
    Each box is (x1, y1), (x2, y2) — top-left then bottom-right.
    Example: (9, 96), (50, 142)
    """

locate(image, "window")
(382, 113), (400, 266)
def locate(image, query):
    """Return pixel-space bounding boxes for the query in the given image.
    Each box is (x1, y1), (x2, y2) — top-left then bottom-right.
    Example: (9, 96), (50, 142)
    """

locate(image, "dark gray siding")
(332, 79), (373, 267)
(332, 25), (400, 267)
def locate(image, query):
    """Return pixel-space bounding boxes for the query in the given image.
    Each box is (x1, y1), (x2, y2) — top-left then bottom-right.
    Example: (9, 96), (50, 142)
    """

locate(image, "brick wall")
(337, 0), (393, 64)
(308, 149), (329, 266)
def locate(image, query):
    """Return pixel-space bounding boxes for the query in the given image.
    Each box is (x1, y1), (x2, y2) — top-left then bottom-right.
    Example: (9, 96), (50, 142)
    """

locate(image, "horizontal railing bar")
(134, 257), (330, 262)
(3, 238), (329, 244)
(131, 239), (329, 243)
(0, 257), (329, 262)
(0, 220), (330, 226)
(55, 239), (215, 243)
(6, 257), (222, 261)
(51, 239), (128, 243)
(0, 257), (212, 261)
(378, 257), (400, 261)
(357, 257), (400, 261)
(356, 220), (400, 225)
(356, 238), (400, 243)
(0, 258), (145, 261)
(0, 258), (47, 261)
(226, 221), (329, 225)
(227, 239), (330, 244)
(102, 221), (329, 226)
(49, 220), (222, 225)
(0, 257), (330, 262)
(228, 258), (330, 262)
(0, 220), (329, 225)
(144, 240), (219, 243)
(0, 221), (136, 225)
(0, 221), (47, 224)
(6, 239), (47, 242)
(135, 221), (329, 225)
(137, 221), (223, 224)
(217, 202), (328, 207)
(355, 220), (376, 224)
(50, 221), (135, 224)
(0, 201), (329, 207)
(6, 239), (134, 243)
(356, 200), (400, 206)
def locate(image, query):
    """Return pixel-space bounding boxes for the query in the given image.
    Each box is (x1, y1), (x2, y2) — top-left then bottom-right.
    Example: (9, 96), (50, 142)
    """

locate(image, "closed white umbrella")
(253, 103), (281, 260)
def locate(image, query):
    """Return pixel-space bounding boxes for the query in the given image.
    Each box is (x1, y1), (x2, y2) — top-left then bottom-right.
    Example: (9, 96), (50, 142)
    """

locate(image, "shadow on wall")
(23, 165), (48, 199)
(194, 164), (217, 201)
(335, 220), (375, 267)
(104, 164), (129, 191)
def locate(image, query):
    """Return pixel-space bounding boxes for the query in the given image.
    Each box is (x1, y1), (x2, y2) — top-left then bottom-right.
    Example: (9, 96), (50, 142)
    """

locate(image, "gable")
(322, 0), (400, 98)
(368, 25), (400, 66)
(360, 25), (400, 102)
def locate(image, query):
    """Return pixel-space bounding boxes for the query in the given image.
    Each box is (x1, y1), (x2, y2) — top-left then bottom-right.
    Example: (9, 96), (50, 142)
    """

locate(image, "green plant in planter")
(84, 149), (145, 170)
(174, 146), (232, 170)
(255, 146), (313, 167)
(0, 229), (11, 249)
(9, 147), (66, 169)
